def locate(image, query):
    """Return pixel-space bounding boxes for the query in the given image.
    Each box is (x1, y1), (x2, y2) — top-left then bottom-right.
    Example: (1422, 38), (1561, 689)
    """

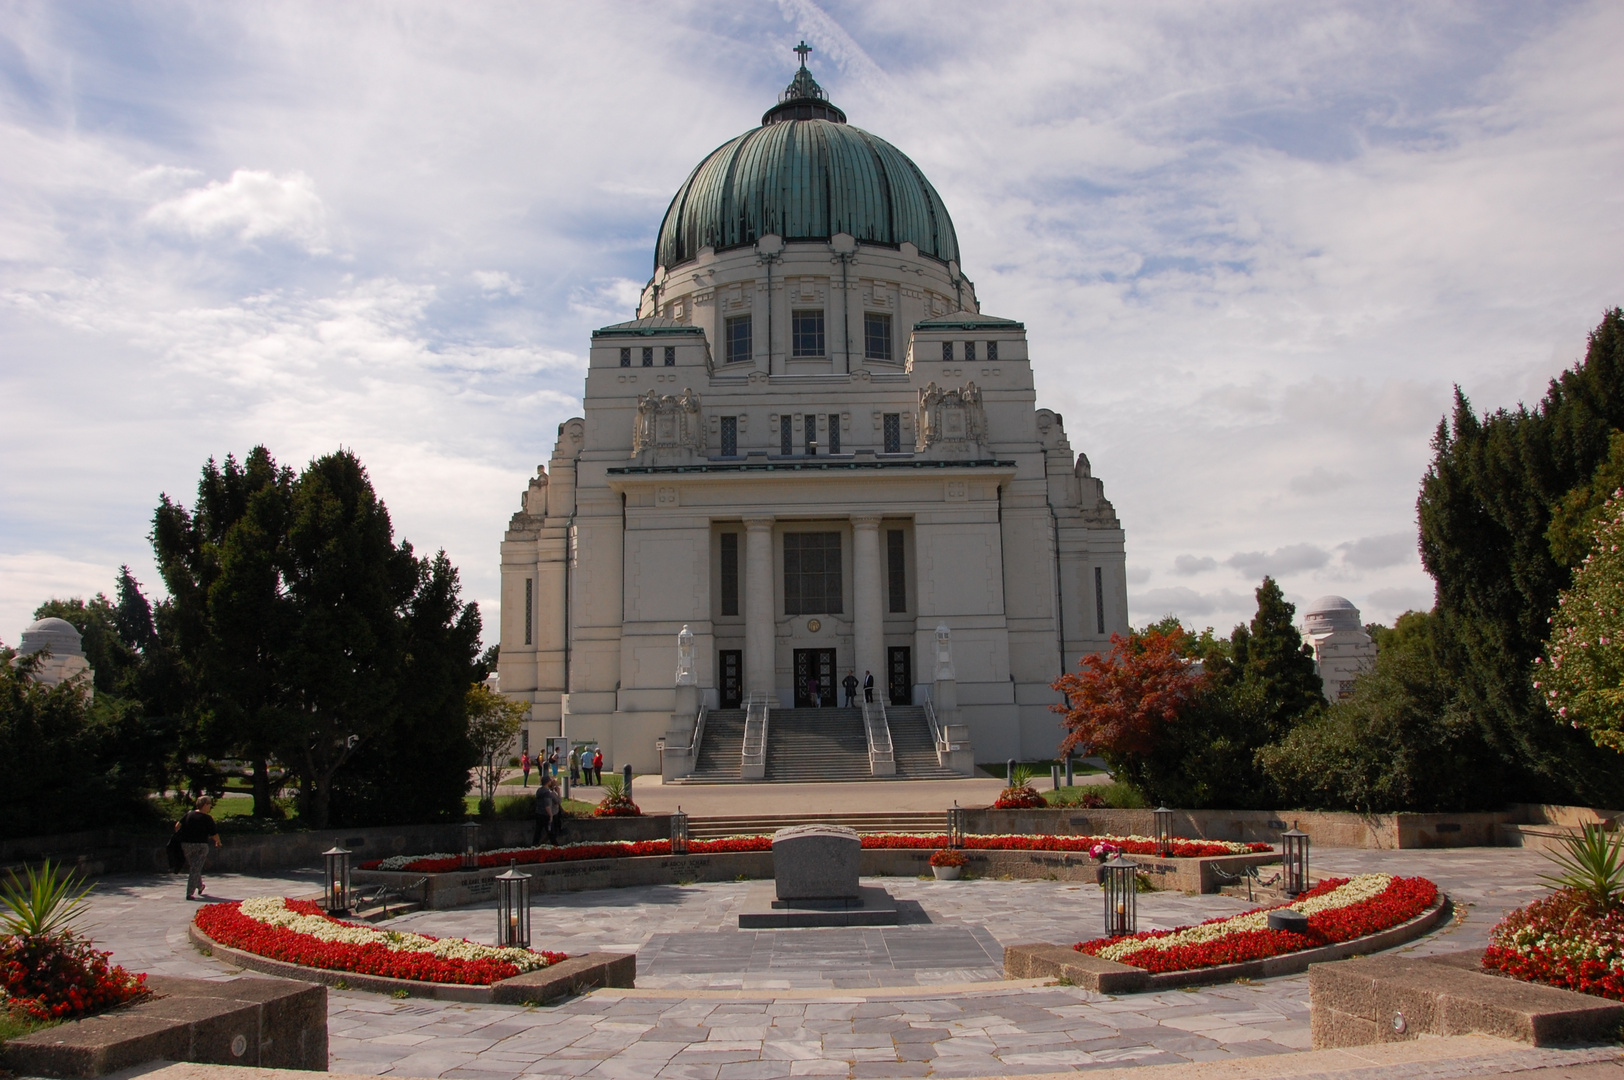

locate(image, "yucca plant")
(1008, 764), (1038, 790)
(1540, 823), (1624, 915)
(0, 859), (93, 938)
(600, 774), (627, 801)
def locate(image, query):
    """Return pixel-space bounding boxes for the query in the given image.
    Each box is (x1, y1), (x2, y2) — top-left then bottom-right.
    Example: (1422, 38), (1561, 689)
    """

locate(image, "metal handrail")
(740, 692), (771, 775)
(922, 692), (947, 752)
(863, 699), (895, 775)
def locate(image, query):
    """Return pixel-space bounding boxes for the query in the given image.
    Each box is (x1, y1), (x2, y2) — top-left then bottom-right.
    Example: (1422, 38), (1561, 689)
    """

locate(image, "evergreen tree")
(1418, 308), (1624, 804)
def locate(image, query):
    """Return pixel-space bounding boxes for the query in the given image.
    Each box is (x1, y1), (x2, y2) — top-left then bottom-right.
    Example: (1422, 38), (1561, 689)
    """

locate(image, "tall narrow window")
(883, 413), (901, 454)
(1095, 567), (1106, 634)
(986, 340), (999, 362)
(864, 313), (893, 361)
(641, 347), (654, 367)
(720, 533), (739, 616)
(524, 578), (533, 645)
(619, 348), (631, 368)
(780, 418), (793, 456)
(887, 529), (906, 613)
(664, 346), (676, 366)
(784, 532), (843, 615)
(940, 341), (953, 363)
(805, 414), (818, 454)
(827, 414), (840, 454)
(965, 341), (977, 363)
(720, 416), (738, 457)
(725, 315), (752, 364)
(792, 309), (825, 356)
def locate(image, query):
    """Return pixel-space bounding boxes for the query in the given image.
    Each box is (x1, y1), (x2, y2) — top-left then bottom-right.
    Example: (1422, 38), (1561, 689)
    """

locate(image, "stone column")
(744, 517), (776, 697)
(851, 515), (885, 696)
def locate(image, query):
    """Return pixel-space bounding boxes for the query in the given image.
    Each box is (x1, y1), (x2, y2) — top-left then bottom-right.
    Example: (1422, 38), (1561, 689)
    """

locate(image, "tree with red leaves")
(1053, 627), (1206, 761)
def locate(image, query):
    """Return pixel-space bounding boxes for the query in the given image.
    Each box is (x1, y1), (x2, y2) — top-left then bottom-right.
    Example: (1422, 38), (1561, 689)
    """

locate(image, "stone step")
(687, 811), (950, 838)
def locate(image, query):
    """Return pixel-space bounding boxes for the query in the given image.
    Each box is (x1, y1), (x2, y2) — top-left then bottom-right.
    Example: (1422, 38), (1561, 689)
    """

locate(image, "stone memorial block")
(772, 824), (860, 901)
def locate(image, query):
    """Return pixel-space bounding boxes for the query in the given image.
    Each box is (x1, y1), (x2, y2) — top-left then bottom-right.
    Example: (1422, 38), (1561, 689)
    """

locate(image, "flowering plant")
(194, 898), (565, 985)
(1536, 489), (1624, 752)
(1089, 842), (1121, 861)
(1483, 889), (1624, 1000)
(928, 849), (968, 868)
(993, 786), (1047, 810)
(593, 775), (642, 817)
(0, 932), (149, 1022)
(363, 832), (1270, 874)
(1075, 874), (1437, 974)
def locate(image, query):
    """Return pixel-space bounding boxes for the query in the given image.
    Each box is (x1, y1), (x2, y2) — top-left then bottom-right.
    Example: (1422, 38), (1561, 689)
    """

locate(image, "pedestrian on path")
(842, 670), (859, 707)
(174, 796), (221, 900)
(547, 748), (559, 779)
(532, 778), (563, 846)
(863, 670), (875, 703)
(807, 674), (820, 707)
(569, 747), (581, 786)
(592, 748), (604, 785)
(520, 751), (531, 788)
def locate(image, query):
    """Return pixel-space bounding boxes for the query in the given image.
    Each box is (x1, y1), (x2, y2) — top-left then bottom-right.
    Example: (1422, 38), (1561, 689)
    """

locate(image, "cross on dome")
(794, 40), (812, 67)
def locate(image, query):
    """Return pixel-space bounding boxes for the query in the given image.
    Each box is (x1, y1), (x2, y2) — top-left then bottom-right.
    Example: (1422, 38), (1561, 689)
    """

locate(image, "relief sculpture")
(632, 388), (706, 464)
(916, 381), (988, 457)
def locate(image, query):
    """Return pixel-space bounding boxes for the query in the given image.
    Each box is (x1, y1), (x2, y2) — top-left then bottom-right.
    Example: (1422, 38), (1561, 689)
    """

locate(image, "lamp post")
(1281, 824), (1310, 897)
(947, 801), (966, 849)
(1102, 854), (1138, 937)
(1152, 806), (1174, 858)
(323, 844), (352, 915)
(461, 820), (481, 869)
(671, 806), (689, 855)
(495, 860), (531, 948)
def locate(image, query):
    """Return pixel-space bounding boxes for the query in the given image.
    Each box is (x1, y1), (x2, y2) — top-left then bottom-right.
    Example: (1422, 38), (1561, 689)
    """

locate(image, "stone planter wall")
(970, 808), (1516, 849)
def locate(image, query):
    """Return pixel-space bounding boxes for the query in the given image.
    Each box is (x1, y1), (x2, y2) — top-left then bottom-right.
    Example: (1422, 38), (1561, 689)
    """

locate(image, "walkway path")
(70, 847), (1612, 1078)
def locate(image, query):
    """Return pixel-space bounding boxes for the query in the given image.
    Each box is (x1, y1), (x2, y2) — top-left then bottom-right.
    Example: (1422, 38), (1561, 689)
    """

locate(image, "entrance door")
(793, 648), (836, 707)
(888, 646), (912, 706)
(719, 650), (742, 708)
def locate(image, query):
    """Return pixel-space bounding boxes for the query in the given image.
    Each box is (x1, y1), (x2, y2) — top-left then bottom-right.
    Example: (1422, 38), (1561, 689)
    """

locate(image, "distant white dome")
(1303, 595), (1362, 635)
(18, 617), (85, 658)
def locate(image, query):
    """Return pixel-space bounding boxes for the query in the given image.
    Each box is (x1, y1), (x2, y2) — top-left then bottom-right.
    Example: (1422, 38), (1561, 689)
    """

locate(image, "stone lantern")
(323, 844), (352, 915)
(1153, 807), (1174, 858)
(495, 860), (531, 948)
(1102, 854), (1138, 937)
(1281, 825), (1310, 897)
(461, 821), (481, 869)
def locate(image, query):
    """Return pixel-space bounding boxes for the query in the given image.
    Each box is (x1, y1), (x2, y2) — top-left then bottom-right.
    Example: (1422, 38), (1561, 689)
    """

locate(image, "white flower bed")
(1093, 874), (1395, 962)
(238, 897), (551, 972)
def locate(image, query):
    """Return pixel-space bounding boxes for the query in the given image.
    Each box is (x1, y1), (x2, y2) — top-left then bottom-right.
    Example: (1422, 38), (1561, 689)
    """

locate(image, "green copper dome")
(654, 59), (959, 271)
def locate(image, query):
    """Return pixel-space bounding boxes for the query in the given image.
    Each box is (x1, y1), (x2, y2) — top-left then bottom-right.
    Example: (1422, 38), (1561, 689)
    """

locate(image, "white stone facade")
(1301, 595), (1377, 701)
(16, 617), (94, 698)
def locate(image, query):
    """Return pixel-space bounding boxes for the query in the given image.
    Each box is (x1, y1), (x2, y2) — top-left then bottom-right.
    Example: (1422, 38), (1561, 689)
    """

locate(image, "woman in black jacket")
(174, 796), (221, 900)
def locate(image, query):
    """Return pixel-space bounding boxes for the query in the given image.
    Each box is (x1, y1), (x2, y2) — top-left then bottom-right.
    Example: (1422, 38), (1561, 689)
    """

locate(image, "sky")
(3, 1), (1622, 647)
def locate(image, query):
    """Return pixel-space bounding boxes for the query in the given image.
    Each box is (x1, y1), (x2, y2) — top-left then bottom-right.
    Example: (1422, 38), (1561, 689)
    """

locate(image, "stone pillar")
(744, 517), (776, 697)
(852, 515), (885, 692)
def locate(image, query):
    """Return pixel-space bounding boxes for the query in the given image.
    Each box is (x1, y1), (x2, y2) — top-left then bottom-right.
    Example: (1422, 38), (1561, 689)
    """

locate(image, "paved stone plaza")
(68, 845), (1624, 1078)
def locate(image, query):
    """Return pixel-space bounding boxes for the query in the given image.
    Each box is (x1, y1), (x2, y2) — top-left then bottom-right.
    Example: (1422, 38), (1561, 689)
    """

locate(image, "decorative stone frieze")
(632, 388), (705, 464)
(916, 380), (987, 457)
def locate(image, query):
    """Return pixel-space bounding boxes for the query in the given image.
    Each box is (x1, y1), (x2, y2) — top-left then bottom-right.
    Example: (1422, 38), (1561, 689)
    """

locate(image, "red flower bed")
(593, 796), (642, 817)
(993, 786), (1047, 809)
(1483, 890), (1624, 1001)
(193, 899), (566, 986)
(1075, 875), (1438, 974)
(0, 933), (149, 1021)
(360, 832), (1270, 874)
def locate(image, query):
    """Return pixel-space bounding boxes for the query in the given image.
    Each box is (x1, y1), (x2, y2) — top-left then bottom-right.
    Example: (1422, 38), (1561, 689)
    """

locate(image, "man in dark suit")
(842, 670), (859, 707)
(863, 670), (875, 703)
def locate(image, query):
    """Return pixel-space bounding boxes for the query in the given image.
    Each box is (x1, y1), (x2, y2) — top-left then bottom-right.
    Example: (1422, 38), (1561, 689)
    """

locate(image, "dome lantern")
(762, 41), (847, 126)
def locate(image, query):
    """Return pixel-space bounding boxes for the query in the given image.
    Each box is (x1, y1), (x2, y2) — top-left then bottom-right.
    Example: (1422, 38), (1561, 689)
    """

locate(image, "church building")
(499, 51), (1129, 777)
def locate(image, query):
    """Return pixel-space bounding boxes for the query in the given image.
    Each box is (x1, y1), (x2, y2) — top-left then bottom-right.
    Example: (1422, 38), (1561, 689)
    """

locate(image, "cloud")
(1289, 466), (1357, 495)
(1225, 544), (1332, 578)
(1173, 554), (1217, 576)
(1132, 586), (1250, 620)
(1365, 586), (1434, 621)
(1339, 531), (1417, 569)
(473, 270), (524, 296)
(144, 169), (330, 252)
(1125, 565), (1152, 585)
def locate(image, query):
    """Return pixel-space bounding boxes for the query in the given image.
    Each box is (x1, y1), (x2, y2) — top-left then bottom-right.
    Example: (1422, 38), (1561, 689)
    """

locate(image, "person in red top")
(520, 751), (531, 788)
(592, 748), (604, 786)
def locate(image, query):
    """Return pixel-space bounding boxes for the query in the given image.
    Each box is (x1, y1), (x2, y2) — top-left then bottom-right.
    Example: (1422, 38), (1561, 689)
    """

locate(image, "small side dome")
(18, 617), (85, 658)
(1303, 595), (1363, 635)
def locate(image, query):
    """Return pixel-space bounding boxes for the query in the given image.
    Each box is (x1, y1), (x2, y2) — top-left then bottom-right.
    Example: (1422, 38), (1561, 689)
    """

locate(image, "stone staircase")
(764, 707), (872, 781)
(686, 810), (951, 839)
(683, 708), (746, 783)
(886, 706), (966, 779)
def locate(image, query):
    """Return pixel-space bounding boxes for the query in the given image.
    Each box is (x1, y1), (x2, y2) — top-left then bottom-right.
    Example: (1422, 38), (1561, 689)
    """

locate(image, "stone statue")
(934, 622), (955, 681)
(916, 381), (987, 457)
(675, 624), (696, 686)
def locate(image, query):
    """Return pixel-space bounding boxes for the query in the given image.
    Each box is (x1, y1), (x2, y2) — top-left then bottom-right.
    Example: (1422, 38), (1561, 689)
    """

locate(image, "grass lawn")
(1042, 781), (1147, 810)
(461, 794), (600, 819)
